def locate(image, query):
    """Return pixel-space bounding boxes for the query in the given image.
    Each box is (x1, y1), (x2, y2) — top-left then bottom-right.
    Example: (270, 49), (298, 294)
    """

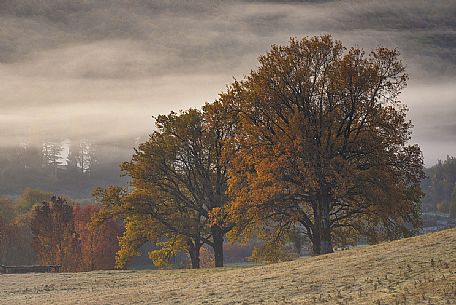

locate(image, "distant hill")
(1, 228), (455, 304)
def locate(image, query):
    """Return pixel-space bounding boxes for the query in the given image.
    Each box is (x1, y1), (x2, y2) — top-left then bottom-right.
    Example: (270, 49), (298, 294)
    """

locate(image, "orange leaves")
(74, 204), (121, 271)
(92, 35), (423, 263)
(30, 198), (121, 272)
(208, 207), (224, 227)
(224, 35), (423, 255)
(96, 105), (237, 268)
(31, 197), (79, 270)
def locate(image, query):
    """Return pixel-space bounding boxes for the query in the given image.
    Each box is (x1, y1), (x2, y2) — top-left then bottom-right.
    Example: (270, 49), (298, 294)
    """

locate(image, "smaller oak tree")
(95, 105), (235, 268)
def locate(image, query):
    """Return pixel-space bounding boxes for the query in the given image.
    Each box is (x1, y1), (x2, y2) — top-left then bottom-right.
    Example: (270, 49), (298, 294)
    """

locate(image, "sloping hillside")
(1, 229), (455, 305)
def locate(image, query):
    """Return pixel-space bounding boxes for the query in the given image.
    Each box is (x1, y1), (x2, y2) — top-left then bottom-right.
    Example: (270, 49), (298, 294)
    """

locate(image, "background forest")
(422, 156), (456, 217)
(0, 139), (132, 198)
(1, 138), (455, 270)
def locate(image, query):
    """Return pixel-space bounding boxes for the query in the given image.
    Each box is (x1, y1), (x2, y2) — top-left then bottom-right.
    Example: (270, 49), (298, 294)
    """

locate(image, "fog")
(0, 0), (455, 165)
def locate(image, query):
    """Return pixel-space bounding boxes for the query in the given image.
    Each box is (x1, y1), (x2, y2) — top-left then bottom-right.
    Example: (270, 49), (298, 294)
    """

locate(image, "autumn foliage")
(31, 197), (121, 272)
(225, 35), (424, 256)
(73, 204), (121, 271)
(94, 107), (235, 268)
(0, 215), (14, 263)
(91, 35), (424, 267)
(31, 196), (79, 271)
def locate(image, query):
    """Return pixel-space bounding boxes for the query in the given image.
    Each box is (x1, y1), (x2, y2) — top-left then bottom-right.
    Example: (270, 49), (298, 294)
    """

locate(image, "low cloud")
(0, 0), (454, 165)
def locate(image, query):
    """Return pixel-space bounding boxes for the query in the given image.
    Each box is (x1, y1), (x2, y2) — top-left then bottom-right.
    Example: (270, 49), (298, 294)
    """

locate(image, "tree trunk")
(190, 253), (200, 269)
(311, 231), (321, 255)
(311, 205), (321, 255)
(319, 193), (333, 254)
(311, 192), (333, 255)
(211, 227), (224, 267)
(188, 241), (201, 269)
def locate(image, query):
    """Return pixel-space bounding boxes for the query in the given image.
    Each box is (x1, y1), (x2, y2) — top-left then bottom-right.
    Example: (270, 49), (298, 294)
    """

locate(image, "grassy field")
(1, 228), (455, 305)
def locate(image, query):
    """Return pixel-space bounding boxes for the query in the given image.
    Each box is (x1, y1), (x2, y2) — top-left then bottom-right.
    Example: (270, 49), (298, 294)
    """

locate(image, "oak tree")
(226, 35), (424, 255)
(95, 106), (234, 268)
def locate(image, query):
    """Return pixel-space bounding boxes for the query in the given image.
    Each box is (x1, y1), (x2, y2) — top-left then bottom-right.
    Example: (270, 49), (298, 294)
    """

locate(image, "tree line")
(422, 156), (456, 218)
(0, 188), (121, 271)
(93, 35), (425, 269)
(0, 139), (130, 198)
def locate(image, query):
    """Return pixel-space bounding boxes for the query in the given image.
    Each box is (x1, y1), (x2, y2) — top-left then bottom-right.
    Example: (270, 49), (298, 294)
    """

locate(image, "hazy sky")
(0, 0), (455, 165)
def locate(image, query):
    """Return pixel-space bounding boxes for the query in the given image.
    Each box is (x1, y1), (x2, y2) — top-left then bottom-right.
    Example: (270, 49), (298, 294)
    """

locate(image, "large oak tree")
(226, 35), (424, 255)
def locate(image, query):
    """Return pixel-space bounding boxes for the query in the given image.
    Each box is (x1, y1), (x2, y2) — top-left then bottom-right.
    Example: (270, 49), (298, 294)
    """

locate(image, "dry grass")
(1, 228), (455, 305)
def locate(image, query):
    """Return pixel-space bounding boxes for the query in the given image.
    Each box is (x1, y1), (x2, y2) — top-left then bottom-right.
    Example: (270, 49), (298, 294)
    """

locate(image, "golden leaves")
(225, 35), (423, 254)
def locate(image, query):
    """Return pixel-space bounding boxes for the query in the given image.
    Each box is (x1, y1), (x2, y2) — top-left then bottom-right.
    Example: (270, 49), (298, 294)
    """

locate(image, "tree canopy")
(95, 106), (235, 268)
(93, 35), (425, 266)
(225, 35), (424, 255)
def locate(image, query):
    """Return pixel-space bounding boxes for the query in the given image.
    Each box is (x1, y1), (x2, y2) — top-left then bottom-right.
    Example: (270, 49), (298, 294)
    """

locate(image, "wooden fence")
(0, 264), (61, 274)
